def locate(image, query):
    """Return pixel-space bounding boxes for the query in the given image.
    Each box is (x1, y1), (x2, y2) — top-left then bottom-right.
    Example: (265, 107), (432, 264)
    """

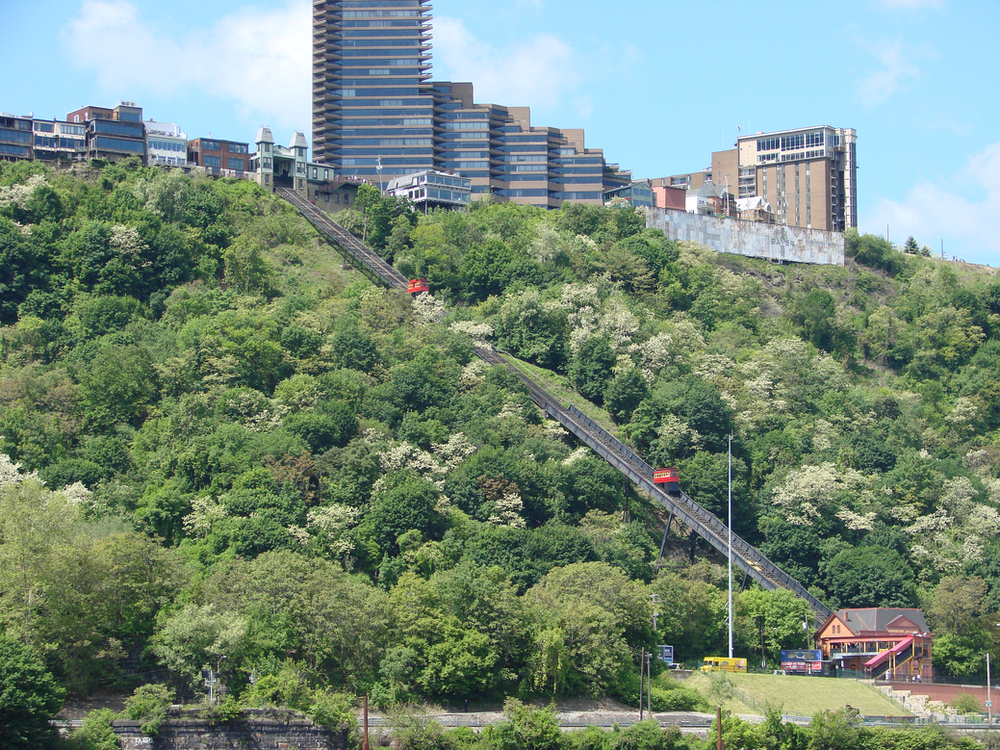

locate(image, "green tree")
(459, 238), (521, 303)
(223, 235), (274, 295)
(820, 547), (917, 609)
(363, 471), (441, 556)
(569, 336), (616, 404)
(413, 617), (498, 697)
(0, 635), (64, 750)
(225, 550), (390, 686)
(792, 289), (839, 352)
(735, 588), (813, 668)
(925, 576), (987, 636)
(494, 288), (569, 370)
(604, 368), (649, 423)
(527, 563), (650, 696)
(150, 603), (248, 688)
(649, 572), (726, 660)
(78, 345), (160, 429)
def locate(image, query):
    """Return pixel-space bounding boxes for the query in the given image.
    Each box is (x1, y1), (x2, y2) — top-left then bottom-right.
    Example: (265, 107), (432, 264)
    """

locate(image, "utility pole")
(646, 651), (652, 716)
(363, 694), (370, 750)
(639, 647), (645, 721)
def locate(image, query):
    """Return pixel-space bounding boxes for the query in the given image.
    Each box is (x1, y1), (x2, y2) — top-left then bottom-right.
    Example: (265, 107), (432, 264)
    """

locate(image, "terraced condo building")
(312, 0), (619, 207)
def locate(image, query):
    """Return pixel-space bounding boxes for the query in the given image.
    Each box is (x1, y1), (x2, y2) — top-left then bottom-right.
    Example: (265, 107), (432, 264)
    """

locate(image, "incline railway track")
(279, 188), (408, 288)
(282, 192), (833, 624)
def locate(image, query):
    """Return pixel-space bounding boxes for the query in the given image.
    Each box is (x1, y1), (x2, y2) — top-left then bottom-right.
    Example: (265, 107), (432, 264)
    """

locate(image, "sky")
(2, 0), (998, 264)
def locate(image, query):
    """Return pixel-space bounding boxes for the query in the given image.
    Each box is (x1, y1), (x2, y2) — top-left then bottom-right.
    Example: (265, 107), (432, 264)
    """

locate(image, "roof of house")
(834, 608), (929, 635)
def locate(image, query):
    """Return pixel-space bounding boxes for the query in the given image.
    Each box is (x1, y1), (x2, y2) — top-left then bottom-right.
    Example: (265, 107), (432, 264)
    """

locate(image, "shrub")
(69, 708), (121, 750)
(122, 684), (175, 735)
(950, 692), (982, 715)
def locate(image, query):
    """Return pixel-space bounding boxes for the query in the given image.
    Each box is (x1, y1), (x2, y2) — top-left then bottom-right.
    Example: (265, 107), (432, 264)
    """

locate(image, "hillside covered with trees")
(2, 159), (1000, 747)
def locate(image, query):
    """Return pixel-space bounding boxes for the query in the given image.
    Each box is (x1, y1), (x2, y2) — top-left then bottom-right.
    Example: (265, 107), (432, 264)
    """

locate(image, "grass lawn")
(683, 671), (910, 718)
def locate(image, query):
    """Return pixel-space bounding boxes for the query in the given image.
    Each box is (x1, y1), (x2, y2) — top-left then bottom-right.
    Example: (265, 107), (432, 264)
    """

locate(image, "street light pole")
(728, 433), (733, 659)
(988, 652), (993, 726)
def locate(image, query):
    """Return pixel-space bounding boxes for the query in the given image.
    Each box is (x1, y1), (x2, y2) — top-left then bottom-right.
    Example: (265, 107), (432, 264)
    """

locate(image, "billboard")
(780, 649), (823, 673)
(658, 645), (674, 665)
(781, 650), (822, 662)
(781, 661), (823, 672)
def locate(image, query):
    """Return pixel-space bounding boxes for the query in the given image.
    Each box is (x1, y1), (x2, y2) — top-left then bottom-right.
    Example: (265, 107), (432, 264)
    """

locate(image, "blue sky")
(2, 0), (998, 264)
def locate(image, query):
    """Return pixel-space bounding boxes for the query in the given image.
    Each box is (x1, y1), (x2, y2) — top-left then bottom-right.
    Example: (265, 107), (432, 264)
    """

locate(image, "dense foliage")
(3, 159), (1000, 744)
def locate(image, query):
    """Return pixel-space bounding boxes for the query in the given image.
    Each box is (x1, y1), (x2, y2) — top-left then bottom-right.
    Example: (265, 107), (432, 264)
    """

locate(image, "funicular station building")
(816, 608), (933, 681)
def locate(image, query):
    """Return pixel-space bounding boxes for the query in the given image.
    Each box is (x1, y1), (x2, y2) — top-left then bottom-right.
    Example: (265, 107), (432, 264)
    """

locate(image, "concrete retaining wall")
(645, 208), (845, 266)
(113, 708), (349, 750)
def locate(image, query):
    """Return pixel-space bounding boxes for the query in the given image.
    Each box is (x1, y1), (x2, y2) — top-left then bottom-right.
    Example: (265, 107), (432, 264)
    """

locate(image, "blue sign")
(658, 645), (674, 665)
(780, 649), (822, 663)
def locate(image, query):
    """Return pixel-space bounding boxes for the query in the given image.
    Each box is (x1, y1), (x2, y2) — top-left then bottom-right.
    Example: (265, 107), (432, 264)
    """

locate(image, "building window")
(202, 140), (221, 151)
(94, 136), (145, 153)
(204, 155), (222, 167)
(0, 130), (31, 144)
(228, 158), (245, 171)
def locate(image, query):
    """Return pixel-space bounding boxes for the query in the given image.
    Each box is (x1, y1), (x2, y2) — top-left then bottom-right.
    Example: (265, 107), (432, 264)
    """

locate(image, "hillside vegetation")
(2, 160), (1000, 746)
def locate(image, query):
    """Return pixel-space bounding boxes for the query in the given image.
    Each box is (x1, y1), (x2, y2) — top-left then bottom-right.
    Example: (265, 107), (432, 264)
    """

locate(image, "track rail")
(278, 187), (408, 289)
(282, 192), (833, 624)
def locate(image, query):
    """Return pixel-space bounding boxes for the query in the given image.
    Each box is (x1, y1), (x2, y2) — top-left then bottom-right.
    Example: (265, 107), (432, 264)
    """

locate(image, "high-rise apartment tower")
(713, 125), (857, 231)
(312, 0), (435, 177)
(312, 0), (612, 207)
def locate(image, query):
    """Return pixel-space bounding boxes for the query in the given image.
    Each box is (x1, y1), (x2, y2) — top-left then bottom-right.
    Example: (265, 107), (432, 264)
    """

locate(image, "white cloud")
(432, 16), (581, 116)
(62, 0), (311, 131)
(855, 39), (924, 107)
(863, 141), (1000, 262)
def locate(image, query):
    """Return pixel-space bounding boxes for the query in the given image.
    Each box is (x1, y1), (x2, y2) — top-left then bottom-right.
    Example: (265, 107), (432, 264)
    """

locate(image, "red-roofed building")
(816, 608), (932, 681)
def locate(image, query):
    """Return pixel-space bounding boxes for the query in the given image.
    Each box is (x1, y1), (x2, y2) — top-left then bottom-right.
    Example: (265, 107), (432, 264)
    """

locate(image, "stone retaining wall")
(113, 707), (349, 750)
(646, 208), (845, 266)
